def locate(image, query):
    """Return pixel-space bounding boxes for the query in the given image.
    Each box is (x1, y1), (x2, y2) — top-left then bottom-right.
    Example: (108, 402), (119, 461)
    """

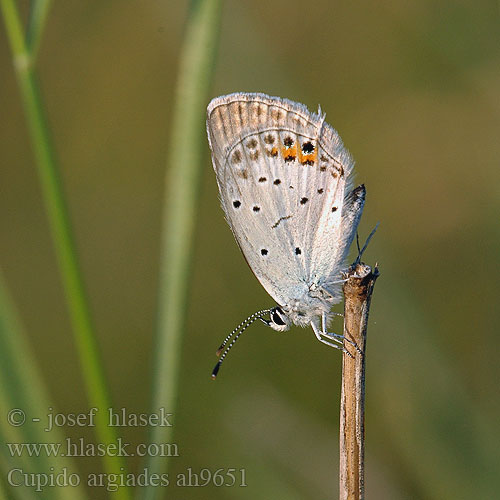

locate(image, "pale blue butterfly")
(207, 93), (365, 377)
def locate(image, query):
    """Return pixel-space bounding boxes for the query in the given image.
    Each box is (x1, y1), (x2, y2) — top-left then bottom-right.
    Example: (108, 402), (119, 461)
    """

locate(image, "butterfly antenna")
(215, 309), (271, 356)
(355, 222), (380, 265)
(356, 232), (361, 256)
(212, 309), (271, 379)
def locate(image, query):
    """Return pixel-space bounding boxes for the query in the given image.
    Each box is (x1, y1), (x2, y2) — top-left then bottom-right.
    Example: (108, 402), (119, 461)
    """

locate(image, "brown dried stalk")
(339, 262), (379, 500)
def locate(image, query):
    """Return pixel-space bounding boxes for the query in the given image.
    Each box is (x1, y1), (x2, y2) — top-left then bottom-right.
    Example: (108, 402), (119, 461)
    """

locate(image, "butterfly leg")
(319, 313), (363, 355)
(320, 312), (344, 344)
(310, 321), (343, 350)
(310, 320), (353, 357)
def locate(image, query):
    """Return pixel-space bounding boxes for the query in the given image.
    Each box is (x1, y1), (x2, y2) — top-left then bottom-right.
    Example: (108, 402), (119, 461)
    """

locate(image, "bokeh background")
(1, 1), (499, 499)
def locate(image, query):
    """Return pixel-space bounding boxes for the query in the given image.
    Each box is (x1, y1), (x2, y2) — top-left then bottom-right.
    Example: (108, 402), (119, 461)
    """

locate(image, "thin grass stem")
(0, 272), (88, 500)
(0, 2), (130, 497)
(143, 0), (222, 498)
(26, 0), (53, 60)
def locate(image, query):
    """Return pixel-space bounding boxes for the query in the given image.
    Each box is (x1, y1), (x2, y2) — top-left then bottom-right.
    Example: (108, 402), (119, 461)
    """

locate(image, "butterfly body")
(207, 93), (364, 358)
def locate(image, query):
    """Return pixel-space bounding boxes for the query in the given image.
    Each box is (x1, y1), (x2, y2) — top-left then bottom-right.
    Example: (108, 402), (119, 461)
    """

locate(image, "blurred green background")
(1, 1), (499, 499)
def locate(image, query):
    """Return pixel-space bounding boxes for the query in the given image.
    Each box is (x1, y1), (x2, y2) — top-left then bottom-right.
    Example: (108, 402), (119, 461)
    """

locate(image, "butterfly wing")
(305, 126), (364, 302)
(207, 93), (358, 309)
(207, 93), (308, 307)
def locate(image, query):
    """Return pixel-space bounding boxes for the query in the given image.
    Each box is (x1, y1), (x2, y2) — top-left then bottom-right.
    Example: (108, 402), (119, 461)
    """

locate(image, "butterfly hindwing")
(207, 93), (356, 308)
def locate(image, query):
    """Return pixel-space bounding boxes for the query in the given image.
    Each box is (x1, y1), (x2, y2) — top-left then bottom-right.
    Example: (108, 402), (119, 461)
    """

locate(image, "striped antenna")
(214, 309), (272, 356)
(212, 309), (272, 379)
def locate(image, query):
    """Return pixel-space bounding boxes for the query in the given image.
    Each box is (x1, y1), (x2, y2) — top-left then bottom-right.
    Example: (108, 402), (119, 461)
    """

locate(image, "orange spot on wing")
(298, 144), (317, 165)
(281, 141), (297, 162)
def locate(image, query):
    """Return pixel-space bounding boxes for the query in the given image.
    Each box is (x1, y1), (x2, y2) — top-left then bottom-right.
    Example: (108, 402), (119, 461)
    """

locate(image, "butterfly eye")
(271, 307), (286, 326)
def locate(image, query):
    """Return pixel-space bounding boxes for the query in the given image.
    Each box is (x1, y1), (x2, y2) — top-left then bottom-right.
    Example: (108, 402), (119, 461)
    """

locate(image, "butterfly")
(206, 93), (365, 377)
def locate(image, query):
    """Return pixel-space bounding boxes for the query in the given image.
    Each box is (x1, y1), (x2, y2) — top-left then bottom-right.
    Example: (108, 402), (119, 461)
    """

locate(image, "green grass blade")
(143, 0), (222, 498)
(0, 2), (131, 497)
(0, 272), (88, 500)
(26, 0), (53, 60)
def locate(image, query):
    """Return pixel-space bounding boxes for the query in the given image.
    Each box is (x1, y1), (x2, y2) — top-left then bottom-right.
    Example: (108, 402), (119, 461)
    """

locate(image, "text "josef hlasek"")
(44, 408), (173, 432)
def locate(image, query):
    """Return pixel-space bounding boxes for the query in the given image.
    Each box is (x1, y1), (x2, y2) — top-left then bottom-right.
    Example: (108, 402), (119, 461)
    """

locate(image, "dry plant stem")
(339, 262), (379, 500)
